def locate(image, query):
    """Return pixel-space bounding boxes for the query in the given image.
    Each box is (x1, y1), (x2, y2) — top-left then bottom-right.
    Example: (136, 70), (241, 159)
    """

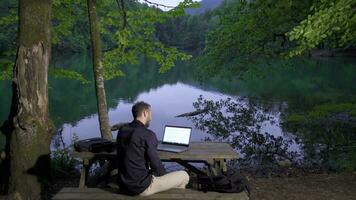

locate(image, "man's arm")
(146, 132), (166, 176)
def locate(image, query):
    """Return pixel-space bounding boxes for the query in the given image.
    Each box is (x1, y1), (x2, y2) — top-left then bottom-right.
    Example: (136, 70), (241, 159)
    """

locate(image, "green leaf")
(49, 68), (90, 84)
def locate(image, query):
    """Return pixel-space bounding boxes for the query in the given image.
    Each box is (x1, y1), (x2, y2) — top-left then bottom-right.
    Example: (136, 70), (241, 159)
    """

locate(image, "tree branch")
(115, 0), (127, 29)
(141, 0), (175, 9)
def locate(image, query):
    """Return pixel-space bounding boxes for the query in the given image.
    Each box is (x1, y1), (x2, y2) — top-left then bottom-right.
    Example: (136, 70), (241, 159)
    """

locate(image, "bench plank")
(53, 188), (249, 200)
(72, 142), (239, 160)
(59, 188), (202, 194)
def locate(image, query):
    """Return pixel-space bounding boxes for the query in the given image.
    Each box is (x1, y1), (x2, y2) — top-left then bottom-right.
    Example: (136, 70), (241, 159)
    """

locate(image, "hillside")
(185, 0), (223, 15)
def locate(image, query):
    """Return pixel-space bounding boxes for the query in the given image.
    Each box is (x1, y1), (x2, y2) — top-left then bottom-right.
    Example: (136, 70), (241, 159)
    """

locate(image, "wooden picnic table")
(72, 141), (239, 188)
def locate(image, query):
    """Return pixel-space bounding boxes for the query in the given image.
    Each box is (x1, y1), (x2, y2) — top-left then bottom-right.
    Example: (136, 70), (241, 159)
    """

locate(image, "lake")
(1, 54), (356, 169)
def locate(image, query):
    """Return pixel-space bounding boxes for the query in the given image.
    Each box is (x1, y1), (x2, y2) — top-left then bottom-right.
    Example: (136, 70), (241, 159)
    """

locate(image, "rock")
(277, 160), (292, 168)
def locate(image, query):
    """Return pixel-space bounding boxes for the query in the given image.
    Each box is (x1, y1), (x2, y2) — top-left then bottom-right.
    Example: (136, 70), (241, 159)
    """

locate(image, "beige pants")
(139, 170), (190, 196)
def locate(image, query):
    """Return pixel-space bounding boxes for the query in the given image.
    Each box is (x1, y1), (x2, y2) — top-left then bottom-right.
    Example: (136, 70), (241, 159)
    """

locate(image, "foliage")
(0, 56), (13, 80)
(0, 0), (90, 81)
(284, 103), (356, 171)
(197, 0), (356, 77)
(287, 0), (356, 57)
(0, 1), (17, 51)
(99, 0), (195, 80)
(49, 68), (90, 84)
(201, 0), (312, 74)
(51, 149), (78, 177)
(285, 103), (356, 146)
(332, 147), (356, 172)
(52, 0), (89, 52)
(0, 0), (196, 81)
(51, 129), (79, 177)
(0, 0), (17, 81)
(155, 10), (215, 53)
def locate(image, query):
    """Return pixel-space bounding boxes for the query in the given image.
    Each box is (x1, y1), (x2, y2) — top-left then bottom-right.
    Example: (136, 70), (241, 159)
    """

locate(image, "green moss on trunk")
(1, 0), (54, 199)
(19, 0), (51, 47)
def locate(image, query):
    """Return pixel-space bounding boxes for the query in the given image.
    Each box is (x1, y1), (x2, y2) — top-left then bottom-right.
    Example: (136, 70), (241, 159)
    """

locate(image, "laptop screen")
(163, 126), (191, 145)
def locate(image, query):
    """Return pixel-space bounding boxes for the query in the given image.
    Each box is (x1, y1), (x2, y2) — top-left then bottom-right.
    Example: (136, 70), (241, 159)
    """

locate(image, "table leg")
(206, 159), (218, 176)
(210, 158), (227, 175)
(214, 158), (227, 173)
(79, 159), (89, 188)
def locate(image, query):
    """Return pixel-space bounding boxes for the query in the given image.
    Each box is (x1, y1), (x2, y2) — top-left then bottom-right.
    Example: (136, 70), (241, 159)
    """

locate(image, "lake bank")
(41, 166), (356, 200)
(1, 54), (356, 172)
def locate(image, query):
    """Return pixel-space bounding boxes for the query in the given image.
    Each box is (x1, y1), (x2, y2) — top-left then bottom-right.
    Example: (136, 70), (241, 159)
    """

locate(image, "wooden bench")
(53, 187), (249, 200)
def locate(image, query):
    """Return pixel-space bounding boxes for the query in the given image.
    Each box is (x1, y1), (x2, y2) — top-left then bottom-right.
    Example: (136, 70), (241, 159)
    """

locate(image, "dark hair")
(132, 101), (151, 119)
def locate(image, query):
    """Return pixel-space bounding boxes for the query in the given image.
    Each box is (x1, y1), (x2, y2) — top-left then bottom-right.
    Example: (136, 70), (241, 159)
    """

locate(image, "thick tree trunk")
(0, 0), (53, 199)
(87, 0), (112, 140)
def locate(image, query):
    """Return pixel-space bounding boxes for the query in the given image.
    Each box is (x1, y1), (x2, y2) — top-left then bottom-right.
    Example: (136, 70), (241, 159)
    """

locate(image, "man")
(116, 101), (189, 196)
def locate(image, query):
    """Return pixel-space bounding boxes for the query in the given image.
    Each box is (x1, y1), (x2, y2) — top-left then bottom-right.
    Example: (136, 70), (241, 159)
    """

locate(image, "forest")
(0, 0), (355, 199)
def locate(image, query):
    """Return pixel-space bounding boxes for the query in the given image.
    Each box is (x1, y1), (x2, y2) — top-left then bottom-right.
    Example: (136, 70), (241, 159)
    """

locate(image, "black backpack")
(197, 170), (250, 195)
(74, 137), (115, 153)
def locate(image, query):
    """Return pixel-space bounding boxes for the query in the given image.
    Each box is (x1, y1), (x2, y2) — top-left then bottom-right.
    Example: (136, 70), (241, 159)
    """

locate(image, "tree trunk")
(0, 0), (53, 198)
(87, 0), (112, 140)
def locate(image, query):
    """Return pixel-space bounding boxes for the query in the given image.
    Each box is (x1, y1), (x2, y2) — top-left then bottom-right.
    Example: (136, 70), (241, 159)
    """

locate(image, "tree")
(200, 0), (312, 76)
(0, 0), (90, 82)
(0, 0), (197, 148)
(0, 0), (18, 81)
(87, 0), (112, 140)
(85, 0), (195, 139)
(287, 0), (356, 57)
(0, 0), (53, 198)
(100, 0), (195, 79)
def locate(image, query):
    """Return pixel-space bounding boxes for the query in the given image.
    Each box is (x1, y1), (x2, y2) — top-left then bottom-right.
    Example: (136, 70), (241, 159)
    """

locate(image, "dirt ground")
(249, 173), (356, 200)
(42, 171), (356, 199)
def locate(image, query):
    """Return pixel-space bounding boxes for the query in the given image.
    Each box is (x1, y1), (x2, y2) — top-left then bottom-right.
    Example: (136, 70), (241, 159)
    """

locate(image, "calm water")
(60, 82), (235, 143)
(1, 54), (356, 169)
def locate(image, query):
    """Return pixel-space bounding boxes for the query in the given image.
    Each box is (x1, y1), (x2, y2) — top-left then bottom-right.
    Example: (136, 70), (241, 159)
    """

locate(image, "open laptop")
(157, 125), (192, 153)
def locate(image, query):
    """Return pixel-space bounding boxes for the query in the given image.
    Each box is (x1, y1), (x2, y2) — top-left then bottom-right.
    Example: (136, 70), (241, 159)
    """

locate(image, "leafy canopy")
(0, 0), (198, 81)
(201, 0), (311, 76)
(286, 0), (356, 57)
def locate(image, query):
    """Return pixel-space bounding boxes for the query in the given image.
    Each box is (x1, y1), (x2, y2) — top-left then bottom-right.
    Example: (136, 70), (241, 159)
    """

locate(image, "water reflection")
(193, 57), (356, 171)
(187, 95), (356, 171)
(187, 95), (298, 168)
(283, 103), (356, 171)
(1, 53), (356, 172)
(57, 82), (256, 146)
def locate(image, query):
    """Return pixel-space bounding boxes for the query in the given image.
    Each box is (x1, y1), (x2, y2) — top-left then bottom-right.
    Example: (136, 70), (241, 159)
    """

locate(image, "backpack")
(74, 137), (115, 153)
(197, 169), (250, 195)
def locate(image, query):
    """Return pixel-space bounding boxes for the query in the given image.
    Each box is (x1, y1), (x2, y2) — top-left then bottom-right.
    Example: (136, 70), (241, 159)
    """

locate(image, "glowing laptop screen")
(163, 126), (191, 145)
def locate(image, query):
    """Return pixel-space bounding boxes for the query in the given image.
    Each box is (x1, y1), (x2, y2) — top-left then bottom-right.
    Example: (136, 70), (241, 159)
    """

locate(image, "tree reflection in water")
(284, 103), (356, 172)
(189, 96), (356, 173)
(188, 95), (299, 170)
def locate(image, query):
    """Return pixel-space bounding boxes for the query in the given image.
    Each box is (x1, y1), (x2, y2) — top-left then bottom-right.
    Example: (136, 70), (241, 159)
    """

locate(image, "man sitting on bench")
(116, 101), (190, 196)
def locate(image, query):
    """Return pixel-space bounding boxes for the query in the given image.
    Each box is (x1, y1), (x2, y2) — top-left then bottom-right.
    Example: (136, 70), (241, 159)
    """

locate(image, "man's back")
(116, 120), (166, 195)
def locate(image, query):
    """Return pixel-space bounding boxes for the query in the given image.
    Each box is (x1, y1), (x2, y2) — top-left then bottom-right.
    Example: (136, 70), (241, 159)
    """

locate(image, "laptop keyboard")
(157, 144), (187, 152)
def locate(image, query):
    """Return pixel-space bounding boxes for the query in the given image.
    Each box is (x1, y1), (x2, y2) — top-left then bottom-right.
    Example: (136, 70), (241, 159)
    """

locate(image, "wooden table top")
(72, 141), (239, 161)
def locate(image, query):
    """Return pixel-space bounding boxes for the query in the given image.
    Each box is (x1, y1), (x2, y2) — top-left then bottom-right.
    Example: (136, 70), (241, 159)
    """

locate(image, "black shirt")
(116, 120), (166, 195)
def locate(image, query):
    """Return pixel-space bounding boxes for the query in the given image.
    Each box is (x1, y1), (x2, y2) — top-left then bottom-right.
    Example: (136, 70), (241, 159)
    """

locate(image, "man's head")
(132, 101), (152, 127)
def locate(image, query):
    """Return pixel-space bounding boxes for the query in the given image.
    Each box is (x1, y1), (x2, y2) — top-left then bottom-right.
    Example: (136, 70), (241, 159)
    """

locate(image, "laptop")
(157, 125), (192, 153)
